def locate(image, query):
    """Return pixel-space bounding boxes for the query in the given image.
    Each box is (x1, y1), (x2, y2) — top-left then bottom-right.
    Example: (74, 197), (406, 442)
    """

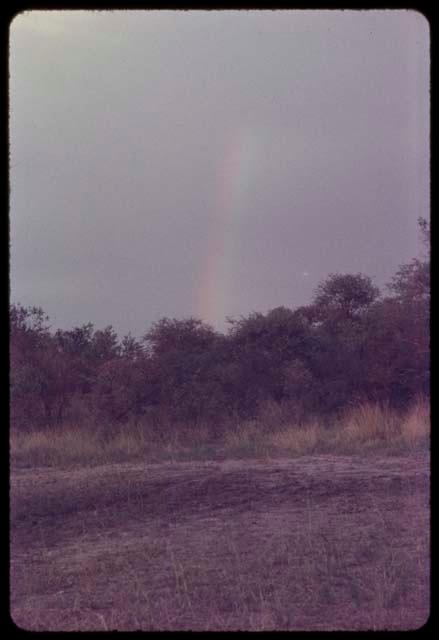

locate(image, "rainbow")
(197, 125), (264, 327)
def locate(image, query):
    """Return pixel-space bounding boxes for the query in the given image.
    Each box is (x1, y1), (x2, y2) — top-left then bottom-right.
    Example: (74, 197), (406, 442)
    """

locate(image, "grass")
(10, 401), (430, 631)
(10, 399), (429, 469)
(267, 421), (320, 454)
(11, 457), (430, 631)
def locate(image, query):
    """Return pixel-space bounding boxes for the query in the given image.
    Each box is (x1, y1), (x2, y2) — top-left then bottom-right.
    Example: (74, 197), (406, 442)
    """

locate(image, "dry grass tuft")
(333, 399), (430, 454)
(10, 426), (101, 467)
(268, 422), (320, 455)
(400, 399), (430, 448)
(224, 421), (269, 458)
(340, 403), (400, 444)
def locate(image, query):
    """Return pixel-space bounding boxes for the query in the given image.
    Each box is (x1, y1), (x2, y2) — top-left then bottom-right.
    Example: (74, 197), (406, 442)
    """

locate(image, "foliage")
(312, 273), (380, 321)
(10, 219), (430, 432)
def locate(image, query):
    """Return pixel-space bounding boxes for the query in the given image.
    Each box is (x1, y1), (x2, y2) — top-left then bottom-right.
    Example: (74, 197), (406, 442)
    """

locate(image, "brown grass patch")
(10, 454), (429, 630)
(10, 400), (429, 469)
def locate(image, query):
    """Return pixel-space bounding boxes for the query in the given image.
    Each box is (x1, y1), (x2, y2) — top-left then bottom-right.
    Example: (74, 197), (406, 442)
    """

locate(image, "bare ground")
(10, 452), (430, 631)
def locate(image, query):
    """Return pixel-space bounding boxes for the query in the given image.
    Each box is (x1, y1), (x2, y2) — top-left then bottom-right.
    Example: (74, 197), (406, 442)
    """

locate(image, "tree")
(418, 216), (430, 256)
(302, 275), (380, 413)
(10, 304), (53, 429)
(120, 333), (144, 360)
(144, 317), (218, 358)
(313, 273), (380, 322)
(90, 326), (120, 365)
(360, 296), (428, 406)
(226, 307), (317, 416)
(387, 260), (429, 304)
(381, 217), (430, 403)
(54, 324), (95, 396)
(93, 354), (154, 425)
(143, 317), (221, 421)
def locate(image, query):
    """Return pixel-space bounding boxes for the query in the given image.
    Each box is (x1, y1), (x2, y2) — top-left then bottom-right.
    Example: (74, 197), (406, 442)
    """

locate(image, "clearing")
(10, 452), (430, 631)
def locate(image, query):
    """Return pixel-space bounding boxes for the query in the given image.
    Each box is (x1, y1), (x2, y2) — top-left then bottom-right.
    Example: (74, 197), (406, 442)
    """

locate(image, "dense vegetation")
(10, 219), (429, 435)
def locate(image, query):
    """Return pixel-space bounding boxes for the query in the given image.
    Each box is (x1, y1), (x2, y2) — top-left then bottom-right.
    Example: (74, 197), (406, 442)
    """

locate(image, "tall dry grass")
(10, 399), (429, 468)
(267, 421), (320, 455)
(336, 399), (430, 452)
(400, 400), (430, 448)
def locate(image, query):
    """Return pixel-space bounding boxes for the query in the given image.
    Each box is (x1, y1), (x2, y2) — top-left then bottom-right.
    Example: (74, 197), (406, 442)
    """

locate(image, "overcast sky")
(9, 9), (429, 338)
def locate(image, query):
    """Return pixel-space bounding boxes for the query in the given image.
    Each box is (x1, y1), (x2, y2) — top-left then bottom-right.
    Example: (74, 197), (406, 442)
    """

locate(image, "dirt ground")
(10, 452), (430, 631)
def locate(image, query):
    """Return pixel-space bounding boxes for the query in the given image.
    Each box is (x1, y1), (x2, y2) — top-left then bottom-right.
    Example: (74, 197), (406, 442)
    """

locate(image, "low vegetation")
(11, 452), (429, 631)
(10, 399), (429, 469)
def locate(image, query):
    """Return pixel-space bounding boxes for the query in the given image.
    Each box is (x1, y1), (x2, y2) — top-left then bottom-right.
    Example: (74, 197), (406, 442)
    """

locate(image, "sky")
(9, 9), (430, 338)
